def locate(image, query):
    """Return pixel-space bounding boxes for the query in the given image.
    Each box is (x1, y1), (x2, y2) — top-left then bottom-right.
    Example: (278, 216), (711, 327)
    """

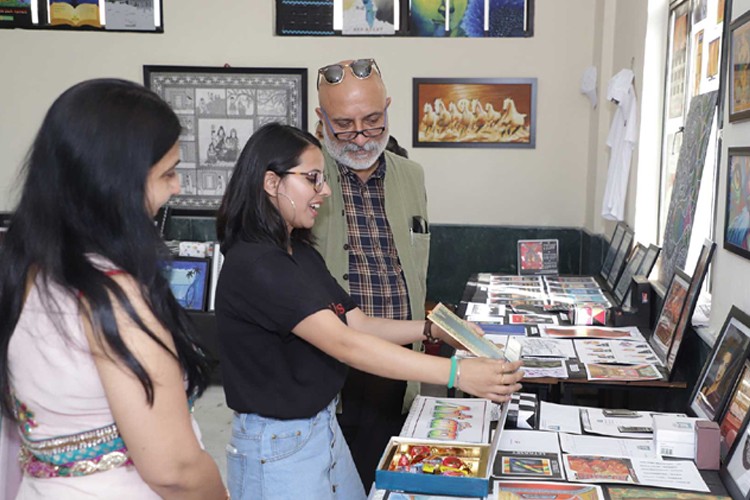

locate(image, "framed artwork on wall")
(412, 77), (537, 148)
(730, 9), (750, 122)
(689, 306), (750, 421)
(144, 65), (307, 209)
(725, 148), (750, 258)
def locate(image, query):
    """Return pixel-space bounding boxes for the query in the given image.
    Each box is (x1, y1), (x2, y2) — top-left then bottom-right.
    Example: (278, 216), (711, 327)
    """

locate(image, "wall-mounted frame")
(666, 239), (716, 373)
(0, 0), (164, 32)
(689, 306), (750, 421)
(167, 256), (210, 311)
(729, 9), (750, 122)
(413, 77), (537, 149)
(144, 65), (307, 209)
(726, 148), (750, 259)
(275, 0), (535, 38)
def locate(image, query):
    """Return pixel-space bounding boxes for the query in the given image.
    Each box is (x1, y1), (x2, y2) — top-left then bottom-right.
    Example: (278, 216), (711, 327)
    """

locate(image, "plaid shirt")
(337, 156), (411, 320)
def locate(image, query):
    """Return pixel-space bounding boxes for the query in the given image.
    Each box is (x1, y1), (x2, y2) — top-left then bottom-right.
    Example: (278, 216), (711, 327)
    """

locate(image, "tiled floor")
(193, 383), (447, 481)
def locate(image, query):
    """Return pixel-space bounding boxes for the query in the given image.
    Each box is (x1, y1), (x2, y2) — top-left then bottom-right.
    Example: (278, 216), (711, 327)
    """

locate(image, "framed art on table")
(689, 306), (750, 421)
(721, 411), (750, 499)
(725, 148), (750, 259)
(166, 256), (211, 311)
(719, 358), (750, 461)
(600, 223), (627, 281)
(649, 269), (691, 361)
(144, 65), (308, 209)
(666, 239), (716, 373)
(637, 244), (661, 279)
(613, 244), (647, 307)
(413, 77), (537, 148)
(729, 10), (750, 122)
(606, 227), (635, 290)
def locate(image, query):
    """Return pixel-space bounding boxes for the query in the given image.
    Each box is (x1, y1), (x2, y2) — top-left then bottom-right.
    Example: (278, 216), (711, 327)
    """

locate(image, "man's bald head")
(317, 59), (387, 109)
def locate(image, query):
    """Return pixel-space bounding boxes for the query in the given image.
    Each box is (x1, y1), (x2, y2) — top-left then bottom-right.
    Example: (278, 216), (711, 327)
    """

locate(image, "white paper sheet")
(575, 339), (663, 366)
(538, 324), (644, 340)
(559, 433), (657, 459)
(539, 401), (582, 434)
(518, 338), (577, 358)
(521, 358), (568, 378)
(399, 396), (492, 444)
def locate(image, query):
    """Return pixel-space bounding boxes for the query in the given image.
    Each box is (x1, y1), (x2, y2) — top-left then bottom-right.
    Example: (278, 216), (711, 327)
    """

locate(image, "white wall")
(0, 0), (648, 230)
(709, 0), (750, 333)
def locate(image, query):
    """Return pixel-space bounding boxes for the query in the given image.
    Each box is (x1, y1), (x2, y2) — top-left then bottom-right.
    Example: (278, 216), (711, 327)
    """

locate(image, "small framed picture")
(636, 244), (661, 280)
(606, 227), (635, 290)
(719, 359), (750, 461)
(649, 269), (691, 360)
(721, 412), (750, 499)
(517, 239), (559, 276)
(689, 306), (750, 421)
(413, 77), (537, 148)
(167, 256), (211, 311)
(729, 10), (750, 122)
(725, 148), (750, 259)
(600, 222), (627, 281)
(613, 244), (647, 306)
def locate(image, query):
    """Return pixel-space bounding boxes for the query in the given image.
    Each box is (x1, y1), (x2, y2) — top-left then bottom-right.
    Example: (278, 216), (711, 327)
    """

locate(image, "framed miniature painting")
(413, 77), (537, 148)
(725, 148), (750, 259)
(690, 307), (750, 421)
(649, 269), (691, 361)
(600, 223), (627, 281)
(613, 244), (647, 306)
(167, 256), (211, 311)
(144, 65), (307, 209)
(730, 10), (750, 122)
(719, 358), (750, 461)
(722, 411), (750, 499)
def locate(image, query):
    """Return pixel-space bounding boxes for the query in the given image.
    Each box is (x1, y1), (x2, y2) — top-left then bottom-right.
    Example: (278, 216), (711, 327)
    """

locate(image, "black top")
(215, 239), (357, 419)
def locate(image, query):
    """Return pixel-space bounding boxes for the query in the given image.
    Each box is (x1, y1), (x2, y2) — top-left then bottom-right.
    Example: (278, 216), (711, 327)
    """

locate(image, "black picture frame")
(0, 0), (165, 32)
(689, 306), (750, 421)
(725, 147), (750, 259)
(600, 223), (627, 281)
(718, 358), (750, 462)
(636, 244), (661, 279)
(606, 228), (635, 291)
(412, 77), (537, 148)
(729, 9), (750, 123)
(649, 269), (691, 362)
(666, 239), (716, 373)
(613, 243), (647, 306)
(166, 256), (211, 311)
(144, 65), (308, 209)
(721, 404), (750, 499)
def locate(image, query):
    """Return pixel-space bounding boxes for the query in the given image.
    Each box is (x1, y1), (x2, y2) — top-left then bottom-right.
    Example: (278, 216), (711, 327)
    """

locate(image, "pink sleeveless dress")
(7, 273), (202, 499)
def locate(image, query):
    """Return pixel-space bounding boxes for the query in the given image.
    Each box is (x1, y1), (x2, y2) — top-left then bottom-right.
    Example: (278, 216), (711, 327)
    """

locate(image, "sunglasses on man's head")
(317, 59), (381, 89)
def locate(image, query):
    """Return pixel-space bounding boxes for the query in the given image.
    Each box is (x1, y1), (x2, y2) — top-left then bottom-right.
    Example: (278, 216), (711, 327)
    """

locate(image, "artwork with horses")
(412, 77), (536, 148)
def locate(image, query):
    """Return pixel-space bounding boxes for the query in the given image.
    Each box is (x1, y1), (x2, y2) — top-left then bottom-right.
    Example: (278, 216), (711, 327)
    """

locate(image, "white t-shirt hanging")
(602, 69), (639, 221)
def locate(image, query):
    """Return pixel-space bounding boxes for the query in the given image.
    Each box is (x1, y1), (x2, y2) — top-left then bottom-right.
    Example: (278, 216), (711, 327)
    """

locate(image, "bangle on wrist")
(455, 358), (461, 391)
(423, 318), (439, 344)
(447, 355), (458, 389)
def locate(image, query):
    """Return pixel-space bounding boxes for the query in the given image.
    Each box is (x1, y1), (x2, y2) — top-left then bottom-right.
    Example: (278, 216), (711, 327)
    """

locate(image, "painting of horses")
(412, 77), (536, 148)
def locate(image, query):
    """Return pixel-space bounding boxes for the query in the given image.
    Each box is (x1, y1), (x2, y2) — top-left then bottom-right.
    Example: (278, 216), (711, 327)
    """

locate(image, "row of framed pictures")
(143, 65), (539, 208)
(275, 0), (534, 38)
(686, 305), (750, 499)
(0, 0), (164, 33)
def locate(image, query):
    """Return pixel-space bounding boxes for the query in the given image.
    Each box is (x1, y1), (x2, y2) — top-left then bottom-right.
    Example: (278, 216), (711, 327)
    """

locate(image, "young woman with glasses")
(215, 122), (523, 499)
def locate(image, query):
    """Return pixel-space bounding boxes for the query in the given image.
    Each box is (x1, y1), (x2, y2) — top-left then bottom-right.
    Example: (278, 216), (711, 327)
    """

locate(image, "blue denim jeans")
(226, 399), (367, 500)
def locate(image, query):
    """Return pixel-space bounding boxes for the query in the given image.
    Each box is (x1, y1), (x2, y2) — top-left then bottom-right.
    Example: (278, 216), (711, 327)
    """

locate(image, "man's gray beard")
(323, 130), (388, 171)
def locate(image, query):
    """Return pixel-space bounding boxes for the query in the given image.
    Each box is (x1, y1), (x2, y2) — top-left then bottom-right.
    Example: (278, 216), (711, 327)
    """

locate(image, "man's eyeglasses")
(317, 59), (381, 89)
(279, 170), (327, 193)
(320, 108), (388, 142)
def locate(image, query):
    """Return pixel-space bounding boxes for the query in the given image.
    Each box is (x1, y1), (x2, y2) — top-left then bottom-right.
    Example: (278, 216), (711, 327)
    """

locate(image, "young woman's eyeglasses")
(317, 59), (381, 89)
(279, 170), (327, 193)
(320, 109), (388, 142)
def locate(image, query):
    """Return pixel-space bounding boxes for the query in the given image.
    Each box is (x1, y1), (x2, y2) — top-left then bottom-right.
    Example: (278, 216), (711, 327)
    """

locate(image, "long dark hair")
(217, 122), (321, 253)
(0, 79), (210, 418)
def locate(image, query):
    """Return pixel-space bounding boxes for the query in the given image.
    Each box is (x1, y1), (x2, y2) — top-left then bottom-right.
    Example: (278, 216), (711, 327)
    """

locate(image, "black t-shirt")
(215, 239), (357, 419)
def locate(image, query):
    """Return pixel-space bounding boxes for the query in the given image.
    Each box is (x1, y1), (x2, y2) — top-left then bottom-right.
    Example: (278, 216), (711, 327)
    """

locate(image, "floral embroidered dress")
(7, 271), (201, 499)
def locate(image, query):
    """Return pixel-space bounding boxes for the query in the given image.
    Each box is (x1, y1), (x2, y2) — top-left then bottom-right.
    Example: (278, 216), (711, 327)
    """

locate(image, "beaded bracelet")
(423, 318), (440, 344)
